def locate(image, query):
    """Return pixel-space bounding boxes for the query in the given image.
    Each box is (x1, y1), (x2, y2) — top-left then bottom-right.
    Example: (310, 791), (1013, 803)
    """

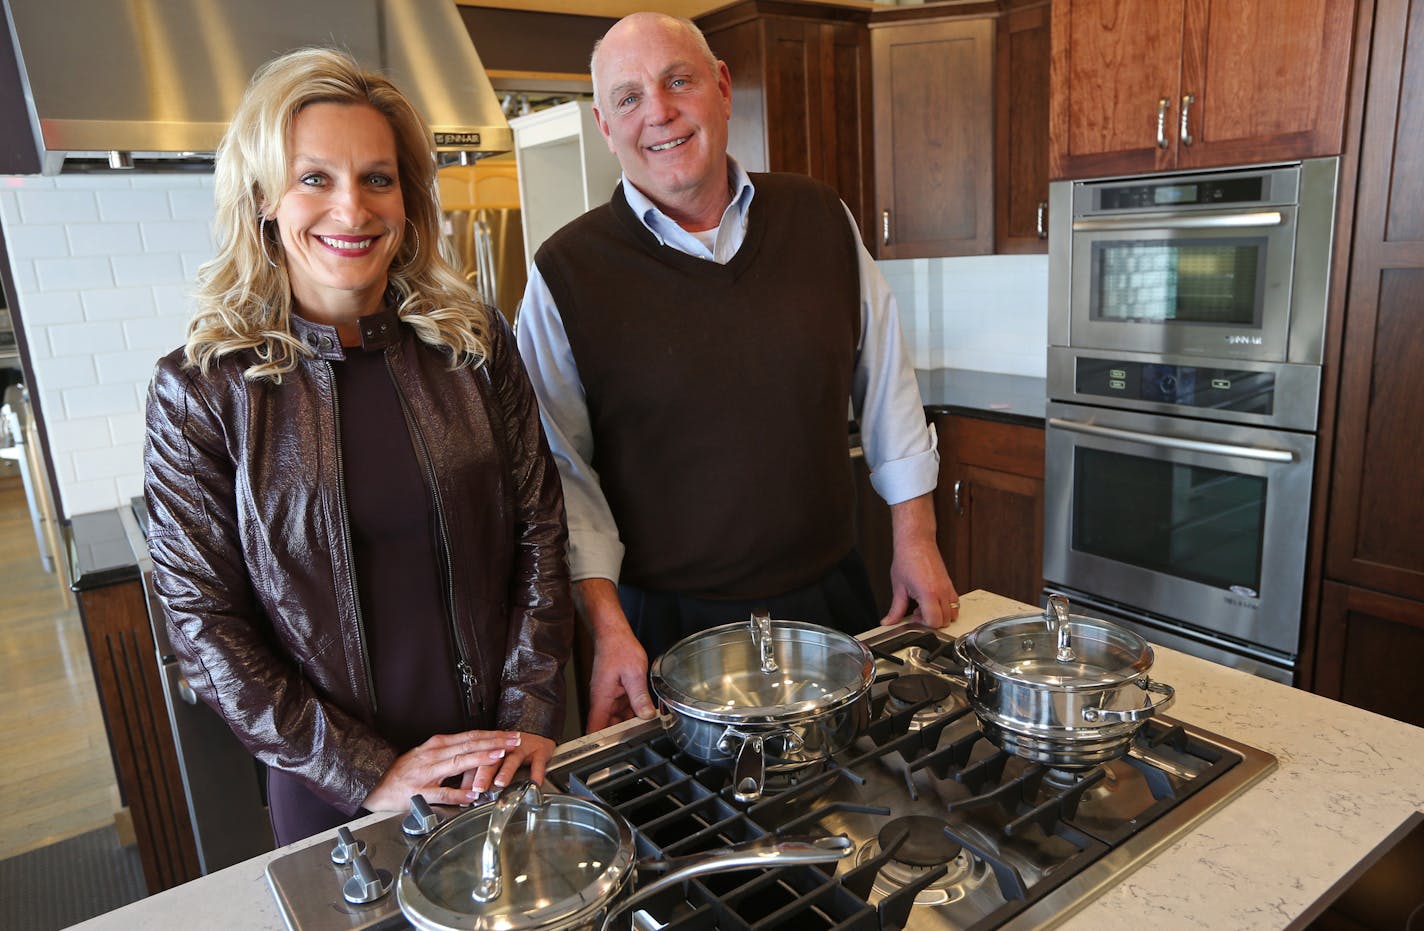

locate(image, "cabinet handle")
(1180, 93), (1196, 146)
(953, 480), (965, 516)
(1156, 97), (1170, 149)
(881, 209), (891, 246)
(1036, 201), (1048, 239)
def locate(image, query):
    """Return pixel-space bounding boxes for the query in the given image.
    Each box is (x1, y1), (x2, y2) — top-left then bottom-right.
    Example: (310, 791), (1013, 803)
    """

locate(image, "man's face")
(592, 15), (732, 220)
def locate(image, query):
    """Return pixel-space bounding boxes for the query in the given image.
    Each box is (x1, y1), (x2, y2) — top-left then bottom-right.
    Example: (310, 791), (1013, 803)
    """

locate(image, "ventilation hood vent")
(1, 0), (512, 175)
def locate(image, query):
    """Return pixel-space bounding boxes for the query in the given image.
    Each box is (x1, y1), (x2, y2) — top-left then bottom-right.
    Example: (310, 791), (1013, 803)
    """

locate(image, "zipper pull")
(458, 659), (479, 712)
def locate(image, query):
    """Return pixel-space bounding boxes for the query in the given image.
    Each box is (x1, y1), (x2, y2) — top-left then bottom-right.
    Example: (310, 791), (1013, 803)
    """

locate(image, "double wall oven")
(1044, 158), (1340, 683)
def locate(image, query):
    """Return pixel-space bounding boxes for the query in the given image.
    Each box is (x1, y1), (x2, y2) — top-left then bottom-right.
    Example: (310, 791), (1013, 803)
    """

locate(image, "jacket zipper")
(385, 355), (484, 718)
(325, 360), (379, 715)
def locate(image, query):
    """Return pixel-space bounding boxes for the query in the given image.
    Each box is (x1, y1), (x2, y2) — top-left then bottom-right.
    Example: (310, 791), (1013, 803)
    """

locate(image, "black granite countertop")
(66, 506), (140, 591)
(916, 368), (1047, 426)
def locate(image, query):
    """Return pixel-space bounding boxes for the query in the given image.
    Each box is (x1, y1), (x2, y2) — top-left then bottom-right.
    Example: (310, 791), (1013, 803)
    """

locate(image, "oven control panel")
(1075, 356), (1276, 415)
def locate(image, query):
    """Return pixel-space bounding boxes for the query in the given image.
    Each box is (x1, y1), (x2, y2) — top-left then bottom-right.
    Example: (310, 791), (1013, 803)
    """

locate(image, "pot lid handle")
(750, 610), (779, 674)
(471, 780), (544, 903)
(1047, 594), (1077, 663)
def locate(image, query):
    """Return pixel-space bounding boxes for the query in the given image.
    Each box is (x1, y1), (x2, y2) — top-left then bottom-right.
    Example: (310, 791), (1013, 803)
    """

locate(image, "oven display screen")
(1074, 358), (1276, 414)
(1073, 447), (1266, 593)
(1154, 184), (1198, 205)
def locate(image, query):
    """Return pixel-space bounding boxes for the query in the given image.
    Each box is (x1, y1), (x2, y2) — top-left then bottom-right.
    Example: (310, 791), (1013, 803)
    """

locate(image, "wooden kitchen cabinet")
(1308, 0), (1424, 726)
(697, 0), (873, 238)
(1315, 583), (1424, 728)
(870, 13), (995, 258)
(996, 1), (1052, 253)
(1049, 0), (1357, 179)
(933, 414), (1045, 607)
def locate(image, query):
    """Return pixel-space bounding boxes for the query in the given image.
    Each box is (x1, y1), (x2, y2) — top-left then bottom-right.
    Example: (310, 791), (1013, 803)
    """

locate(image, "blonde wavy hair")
(187, 47), (489, 381)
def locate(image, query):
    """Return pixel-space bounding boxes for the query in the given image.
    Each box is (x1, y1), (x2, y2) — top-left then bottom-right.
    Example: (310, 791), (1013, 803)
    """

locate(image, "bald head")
(590, 13), (718, 104)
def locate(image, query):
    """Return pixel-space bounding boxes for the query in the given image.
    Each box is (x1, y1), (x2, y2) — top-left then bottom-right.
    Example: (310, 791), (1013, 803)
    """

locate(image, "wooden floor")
(0, 472), (122, 860)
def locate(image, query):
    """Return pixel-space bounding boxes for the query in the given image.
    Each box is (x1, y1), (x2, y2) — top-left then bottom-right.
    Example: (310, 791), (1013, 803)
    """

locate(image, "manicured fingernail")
(506, 734), (522, 746)
(489, 749), (506, 760)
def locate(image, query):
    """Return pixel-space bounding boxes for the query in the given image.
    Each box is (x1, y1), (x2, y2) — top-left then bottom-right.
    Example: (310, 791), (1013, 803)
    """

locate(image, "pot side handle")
(1082, 679), (1176, 724)
(471, 780), (544, 903)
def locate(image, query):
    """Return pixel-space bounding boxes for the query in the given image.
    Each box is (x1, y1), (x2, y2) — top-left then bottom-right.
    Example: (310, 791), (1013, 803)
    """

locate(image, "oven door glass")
(1069, 210), (1297, 361)
(1044, 402), (1315, 660)
(1073, 446), (1266, 594)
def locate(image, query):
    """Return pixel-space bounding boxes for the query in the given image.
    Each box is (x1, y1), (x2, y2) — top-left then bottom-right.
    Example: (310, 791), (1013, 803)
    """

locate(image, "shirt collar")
(620, 157), (757, 256)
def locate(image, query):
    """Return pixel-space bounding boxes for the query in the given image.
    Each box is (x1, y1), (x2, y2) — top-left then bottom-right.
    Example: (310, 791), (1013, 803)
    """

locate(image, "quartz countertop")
(70, 590), (1424, 930)
(915, 368), (1047, 425)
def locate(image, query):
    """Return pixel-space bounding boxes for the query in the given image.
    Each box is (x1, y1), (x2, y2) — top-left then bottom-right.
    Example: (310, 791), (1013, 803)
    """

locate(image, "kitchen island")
(71, 590), (1424, 930)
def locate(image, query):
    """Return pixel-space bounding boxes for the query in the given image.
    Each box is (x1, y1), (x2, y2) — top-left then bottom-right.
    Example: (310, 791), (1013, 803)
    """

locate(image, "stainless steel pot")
(955, 595), (1176, 768)
(396, 781), (852, 931)
(649, 612), (874, 802)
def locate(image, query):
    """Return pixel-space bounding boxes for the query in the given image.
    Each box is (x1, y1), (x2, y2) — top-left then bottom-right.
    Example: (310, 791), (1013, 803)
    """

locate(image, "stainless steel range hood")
(1, 0), (512, 175)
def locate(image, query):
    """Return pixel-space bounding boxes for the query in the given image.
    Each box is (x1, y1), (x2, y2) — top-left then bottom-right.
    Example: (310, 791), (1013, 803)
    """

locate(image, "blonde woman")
(143, 48), (572, 845)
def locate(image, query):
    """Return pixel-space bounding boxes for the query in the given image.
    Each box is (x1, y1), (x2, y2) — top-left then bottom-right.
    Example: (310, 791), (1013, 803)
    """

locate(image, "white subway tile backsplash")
(18, 189), (99, 224)
(62, 382), (140, 419)
(130, 173), (206, 188)
(123, 315), (188, 351)
(67, 222), (143, 257)
(82, 286), (158, 321)
(95, 348), (167, 385)
(152, 283), (198, 317)
(73, 442), (145, 481)
(140, 220), (214, 253)
(34, 255), (113, 291)
(107, 411), (146, 444)
(116, 472), (144, 501)
(6, 225), (69, 259)
(60, 479), (127, 520)
(48, 320), (126, 357)
(181, 253), (212, 279)
(168, 186), (216, 219)
(15, 291), (84, 326)
(97, 189), (174, 222)
(53, 175), (130, 191)
(46, 416), (112, 454)
(112, 252), (186, 286)
(32, 355), (97, 390)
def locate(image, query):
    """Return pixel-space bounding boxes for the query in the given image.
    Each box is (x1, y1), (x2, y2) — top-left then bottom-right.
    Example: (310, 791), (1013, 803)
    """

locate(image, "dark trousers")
(618, 549), (880, 662)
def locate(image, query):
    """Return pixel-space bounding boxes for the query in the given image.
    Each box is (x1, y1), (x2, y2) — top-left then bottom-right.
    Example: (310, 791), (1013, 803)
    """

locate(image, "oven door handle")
(1048, 417), (1297, 463)
(1071, 210), (1284, 232)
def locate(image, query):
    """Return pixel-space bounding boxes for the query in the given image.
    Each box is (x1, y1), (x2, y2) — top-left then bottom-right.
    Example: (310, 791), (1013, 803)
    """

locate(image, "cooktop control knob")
(402, 794), (440, 836)
(330, 826), (366, 866)
(341, 853), (392, 905)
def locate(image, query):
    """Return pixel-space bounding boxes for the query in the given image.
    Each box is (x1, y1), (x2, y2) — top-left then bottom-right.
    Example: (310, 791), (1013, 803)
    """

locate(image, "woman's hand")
(460, 732), (556, 797)
(362, 730), (523, 811)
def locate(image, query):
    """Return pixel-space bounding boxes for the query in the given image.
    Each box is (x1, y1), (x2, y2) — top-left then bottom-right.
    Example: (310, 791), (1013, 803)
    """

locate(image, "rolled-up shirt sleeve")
(515, 267), (626, 583)
(847, 206), (940, 505)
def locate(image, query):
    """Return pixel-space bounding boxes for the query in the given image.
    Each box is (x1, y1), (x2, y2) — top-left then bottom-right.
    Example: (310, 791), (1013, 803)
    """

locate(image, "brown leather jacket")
(143, 308), (572, 815)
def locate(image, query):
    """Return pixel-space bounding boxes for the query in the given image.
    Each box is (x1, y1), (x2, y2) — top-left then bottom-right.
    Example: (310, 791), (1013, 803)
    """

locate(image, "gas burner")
(856, 815), (994, 907)
(886, 673), (966, 729)
(1042, 766), (1098, 791)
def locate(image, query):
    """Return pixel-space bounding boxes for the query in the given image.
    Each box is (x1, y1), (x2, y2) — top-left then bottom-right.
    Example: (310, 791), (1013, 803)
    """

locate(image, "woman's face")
(271, 102), (405, 321)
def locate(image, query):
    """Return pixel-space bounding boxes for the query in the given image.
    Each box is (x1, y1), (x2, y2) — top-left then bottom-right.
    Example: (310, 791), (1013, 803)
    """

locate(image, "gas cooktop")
(266, 625), (1277, 930)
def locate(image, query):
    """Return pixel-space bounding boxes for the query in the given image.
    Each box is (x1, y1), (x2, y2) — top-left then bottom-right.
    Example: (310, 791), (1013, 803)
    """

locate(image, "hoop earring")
(258, 216), (280, 269)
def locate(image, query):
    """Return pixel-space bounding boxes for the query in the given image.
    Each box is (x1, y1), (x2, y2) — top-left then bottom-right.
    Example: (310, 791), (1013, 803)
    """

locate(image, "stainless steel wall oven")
(1044, 158), (1340, 683)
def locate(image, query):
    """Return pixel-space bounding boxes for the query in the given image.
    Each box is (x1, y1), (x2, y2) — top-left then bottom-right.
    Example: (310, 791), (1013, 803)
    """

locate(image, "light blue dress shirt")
(514, 159), (939, 584)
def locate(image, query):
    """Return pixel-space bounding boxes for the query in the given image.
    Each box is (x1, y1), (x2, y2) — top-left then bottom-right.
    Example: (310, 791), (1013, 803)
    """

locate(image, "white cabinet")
(510, 101), (622, 263)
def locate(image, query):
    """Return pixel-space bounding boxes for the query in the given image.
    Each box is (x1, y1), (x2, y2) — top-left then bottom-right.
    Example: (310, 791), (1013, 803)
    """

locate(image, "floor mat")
(0, 826), (145, 930)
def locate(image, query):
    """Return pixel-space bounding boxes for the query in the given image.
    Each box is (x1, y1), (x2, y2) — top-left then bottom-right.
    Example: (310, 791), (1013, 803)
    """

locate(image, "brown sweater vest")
(536, 173), (861, 598)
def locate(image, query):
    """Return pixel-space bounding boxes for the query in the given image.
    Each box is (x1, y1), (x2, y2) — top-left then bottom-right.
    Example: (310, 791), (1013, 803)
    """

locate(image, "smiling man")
(515, 12), (958, 734)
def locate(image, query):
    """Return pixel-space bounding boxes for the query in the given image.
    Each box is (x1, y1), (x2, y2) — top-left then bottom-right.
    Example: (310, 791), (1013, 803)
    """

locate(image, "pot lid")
(957, 597), (1155, 688)
(650, 615), (874, 722)
(397, 785), (634, 931)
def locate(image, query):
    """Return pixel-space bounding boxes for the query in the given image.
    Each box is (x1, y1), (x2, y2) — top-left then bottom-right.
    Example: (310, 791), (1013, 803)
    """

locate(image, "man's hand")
(577, 578), (658, 732)
(879, 493), (960, 628)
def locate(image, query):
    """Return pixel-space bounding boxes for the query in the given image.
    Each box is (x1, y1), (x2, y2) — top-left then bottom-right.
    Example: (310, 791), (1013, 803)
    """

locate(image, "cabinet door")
(872, 18), (994, 258)
(934, 416), (1045, 606)
(1326, 0), (1424, 600)
(996, 3), (1051, 253)
(1176, 0), (1355, 169)
(1049, 0), (1185, 179)
(1316, 582), (1424, 728)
